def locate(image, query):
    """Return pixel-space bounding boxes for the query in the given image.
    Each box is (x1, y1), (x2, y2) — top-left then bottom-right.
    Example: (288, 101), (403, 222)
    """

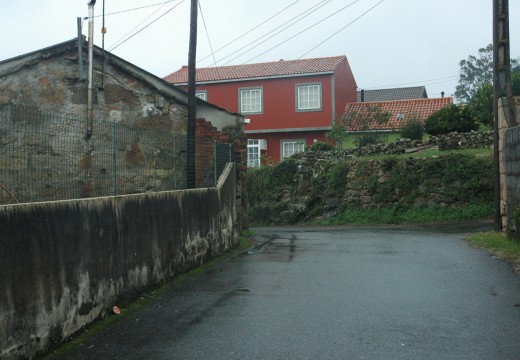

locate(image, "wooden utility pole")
(187, 0), (198, 188)
(493, 0), (514, 230)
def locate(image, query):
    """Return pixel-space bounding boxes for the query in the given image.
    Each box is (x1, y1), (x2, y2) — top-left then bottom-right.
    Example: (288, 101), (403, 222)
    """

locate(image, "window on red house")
(247, 140), (261, 167)
(296, 83), (321, 111)
(195, 91), (207, 101)
(282, 140), (305, 159)
(239, 87), (263, 114)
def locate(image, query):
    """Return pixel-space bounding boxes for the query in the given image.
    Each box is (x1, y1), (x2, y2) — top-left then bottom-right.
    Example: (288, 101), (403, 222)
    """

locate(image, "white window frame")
(282, 139), (305, 160)
(239, 87), (263, 114)
(195, 91), (207, 101)
(296, 82), (322, 112)
(247, 139), (261, 167)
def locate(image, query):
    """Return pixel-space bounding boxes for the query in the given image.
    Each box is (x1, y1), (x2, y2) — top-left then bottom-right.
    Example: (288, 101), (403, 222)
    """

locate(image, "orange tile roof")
(341, 97), (453, 132)
(163, 56), (347, 84)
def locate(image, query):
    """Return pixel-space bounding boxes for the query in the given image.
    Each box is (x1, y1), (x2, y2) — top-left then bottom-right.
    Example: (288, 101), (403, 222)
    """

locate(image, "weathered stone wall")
(501, 97), (520, 237)
(346, 131), (493, 157)
(0, 164), (239, 360)
(248, 153), (493, 225)
(0, 45), (246, 204)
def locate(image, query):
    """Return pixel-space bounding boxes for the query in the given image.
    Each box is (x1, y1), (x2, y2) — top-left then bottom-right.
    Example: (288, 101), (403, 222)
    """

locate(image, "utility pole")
(493, 0), (514, 231)
(86, 0), (96, 139)
(187, 0), (198, 189)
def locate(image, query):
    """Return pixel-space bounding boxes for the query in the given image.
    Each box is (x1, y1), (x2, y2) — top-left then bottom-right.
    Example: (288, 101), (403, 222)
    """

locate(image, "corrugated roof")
(163, 56), (347, 84)
(341, 97), (452, 131)
(356, 86), (428, 102)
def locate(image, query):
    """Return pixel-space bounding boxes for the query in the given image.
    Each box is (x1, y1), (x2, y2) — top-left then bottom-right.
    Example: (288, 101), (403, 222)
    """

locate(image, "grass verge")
(465, 231), (520, 273)
(316, 204), (493, 226)
(39, 230), (255, 360)
(368, 147), (493, 160)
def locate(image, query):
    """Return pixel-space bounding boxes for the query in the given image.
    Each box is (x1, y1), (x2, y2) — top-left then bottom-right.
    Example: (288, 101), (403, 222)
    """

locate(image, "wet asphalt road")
(57, 223), (520, 360)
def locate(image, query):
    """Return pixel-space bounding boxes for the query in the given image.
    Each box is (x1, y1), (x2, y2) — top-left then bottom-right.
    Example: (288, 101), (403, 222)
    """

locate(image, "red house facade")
(164, 56), (357, 166)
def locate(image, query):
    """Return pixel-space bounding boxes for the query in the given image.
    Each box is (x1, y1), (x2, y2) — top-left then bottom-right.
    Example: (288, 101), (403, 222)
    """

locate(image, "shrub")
(310, 141), (335, 152)
(400, 117), (424, 140)
(353, 132), (386, 147)
(424, 104), (478, 136)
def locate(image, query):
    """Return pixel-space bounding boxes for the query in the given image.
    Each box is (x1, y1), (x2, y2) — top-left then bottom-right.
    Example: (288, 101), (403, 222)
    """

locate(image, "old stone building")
(0, 37), (246, 203)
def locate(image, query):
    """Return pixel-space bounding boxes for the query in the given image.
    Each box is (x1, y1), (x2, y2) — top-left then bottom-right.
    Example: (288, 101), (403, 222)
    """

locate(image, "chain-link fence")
(0, 104), (234, 205)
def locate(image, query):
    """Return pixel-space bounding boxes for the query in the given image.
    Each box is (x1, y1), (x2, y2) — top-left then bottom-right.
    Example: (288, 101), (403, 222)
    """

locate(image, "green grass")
(316, 204), (493, 226)
(339, 132), (403, 149)
(38, 230), (255, 360)
(465, 231), (520, 267)
(367, 147), (492, 160)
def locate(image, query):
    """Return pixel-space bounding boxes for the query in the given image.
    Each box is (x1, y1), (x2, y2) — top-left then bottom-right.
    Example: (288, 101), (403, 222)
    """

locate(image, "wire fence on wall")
(0, 104), (234, 205)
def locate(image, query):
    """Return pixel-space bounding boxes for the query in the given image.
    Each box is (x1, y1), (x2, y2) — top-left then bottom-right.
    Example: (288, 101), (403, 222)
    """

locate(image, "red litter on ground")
(112, 306), (121, 315)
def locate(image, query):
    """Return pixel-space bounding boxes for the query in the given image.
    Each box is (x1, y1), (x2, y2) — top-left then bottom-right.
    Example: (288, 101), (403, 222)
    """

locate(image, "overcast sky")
(1, 0), (519, 100)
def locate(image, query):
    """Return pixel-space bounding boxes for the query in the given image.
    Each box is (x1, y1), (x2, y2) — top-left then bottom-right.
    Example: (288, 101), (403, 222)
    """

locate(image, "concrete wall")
(499, 97), (520, 233)
(0, 164), (239, 360)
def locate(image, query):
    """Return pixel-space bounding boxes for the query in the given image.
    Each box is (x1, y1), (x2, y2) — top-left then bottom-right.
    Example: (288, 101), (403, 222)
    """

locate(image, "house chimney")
(360, 89), (365, 102)
(441, 91), (445, 98)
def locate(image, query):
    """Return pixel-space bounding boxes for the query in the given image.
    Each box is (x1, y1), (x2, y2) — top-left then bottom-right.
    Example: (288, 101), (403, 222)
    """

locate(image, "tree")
(341, 105), (391, 147)
(424, 104), (478, 136)
(325, 125), (349, 149)
(468, 82), (493, 127)
(512, 71), (520, 96)
(467, 73), (520, 128)
(455, 44), (520, 103)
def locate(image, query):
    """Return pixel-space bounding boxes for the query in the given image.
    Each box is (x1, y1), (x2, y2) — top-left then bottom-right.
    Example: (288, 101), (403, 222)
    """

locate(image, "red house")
(164, 56), (357, 166)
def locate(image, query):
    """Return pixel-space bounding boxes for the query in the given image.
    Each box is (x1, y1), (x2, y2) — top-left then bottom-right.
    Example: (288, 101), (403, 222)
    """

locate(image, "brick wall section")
(196, 118), (248, 228)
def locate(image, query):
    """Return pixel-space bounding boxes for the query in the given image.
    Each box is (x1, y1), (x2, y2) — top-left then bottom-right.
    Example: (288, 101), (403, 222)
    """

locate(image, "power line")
(108, 0), (187, 52)
(197, 0), (303, 64)
(299, 0), (386, 59)
(241, 0), (362, 65)
(363, 75), (459, 90)
(198, 1), (217, 66)
(218, 0), (336, 66)
(108, 2), (170, 51)
(92, 0), (179, 18)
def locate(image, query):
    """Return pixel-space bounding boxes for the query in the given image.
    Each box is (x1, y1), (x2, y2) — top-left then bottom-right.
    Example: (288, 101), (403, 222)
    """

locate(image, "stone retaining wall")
(249, 153), (492, 225)
(346, 131), (493, 157)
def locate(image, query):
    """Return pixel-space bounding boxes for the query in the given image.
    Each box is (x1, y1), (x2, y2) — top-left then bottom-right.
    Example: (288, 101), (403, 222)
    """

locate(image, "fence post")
(173, 134), (177, 190)
(111, 118), (117, 195)
(214, 140), (217, 186)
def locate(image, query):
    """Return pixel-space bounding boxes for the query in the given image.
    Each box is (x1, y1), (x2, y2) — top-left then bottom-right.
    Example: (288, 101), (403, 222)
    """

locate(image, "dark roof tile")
(357, 86), (428, 102)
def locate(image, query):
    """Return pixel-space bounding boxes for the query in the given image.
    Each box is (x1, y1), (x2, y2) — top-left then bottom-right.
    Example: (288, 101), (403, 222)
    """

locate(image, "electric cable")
(363, 75), (459, 90)
(240, 0), (362, 65)
(108, 1), (171, 51)
(109, 0), (187, 52)
(299, 0), (386, 59)
(198, 1), (217, 67)
(197, 0), (303, 64)
(217, 0), (335, 66)
(92, 0), (179, 18)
